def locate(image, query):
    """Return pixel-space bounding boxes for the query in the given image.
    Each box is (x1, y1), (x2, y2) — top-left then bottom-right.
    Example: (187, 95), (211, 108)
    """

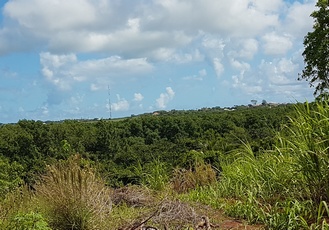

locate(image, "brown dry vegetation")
(111, 186), (263, 230)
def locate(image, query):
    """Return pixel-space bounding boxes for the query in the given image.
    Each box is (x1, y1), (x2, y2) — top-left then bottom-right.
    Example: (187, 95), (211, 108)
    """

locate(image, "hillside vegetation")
(1, 102), (329, 229)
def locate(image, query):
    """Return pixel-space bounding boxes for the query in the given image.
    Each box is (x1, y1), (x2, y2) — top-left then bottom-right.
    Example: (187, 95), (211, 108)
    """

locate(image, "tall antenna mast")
(108, 85), (112, 119)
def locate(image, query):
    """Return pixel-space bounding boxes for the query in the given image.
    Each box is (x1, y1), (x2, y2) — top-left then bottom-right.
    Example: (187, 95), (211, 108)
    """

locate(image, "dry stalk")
(153, 198), (198, 229)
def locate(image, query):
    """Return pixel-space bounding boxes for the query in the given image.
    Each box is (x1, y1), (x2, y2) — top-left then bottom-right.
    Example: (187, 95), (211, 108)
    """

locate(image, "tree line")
(0, 104), (295, 187)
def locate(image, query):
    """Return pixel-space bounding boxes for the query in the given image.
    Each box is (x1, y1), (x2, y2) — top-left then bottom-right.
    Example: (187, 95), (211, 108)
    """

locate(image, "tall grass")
(36, 155), (112, 230)
(278, 101), (329, 203)
(217, 142), (302, 201)
(182, 101), (329, 229)
(134, 159), (169, 191)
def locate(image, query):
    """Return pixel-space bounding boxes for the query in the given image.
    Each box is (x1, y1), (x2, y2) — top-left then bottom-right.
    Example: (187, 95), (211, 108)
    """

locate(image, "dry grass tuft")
(35, 155), (112, 230)
(172, 163), (217, 193)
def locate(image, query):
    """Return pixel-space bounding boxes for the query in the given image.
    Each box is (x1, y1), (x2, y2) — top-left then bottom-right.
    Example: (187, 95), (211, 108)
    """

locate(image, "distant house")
(268, 103), (280, 107)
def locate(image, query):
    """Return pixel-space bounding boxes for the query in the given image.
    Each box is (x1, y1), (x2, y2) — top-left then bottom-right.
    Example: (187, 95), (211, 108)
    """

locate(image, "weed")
(224, 191), (265, 224)
(7, 211), (51, 230)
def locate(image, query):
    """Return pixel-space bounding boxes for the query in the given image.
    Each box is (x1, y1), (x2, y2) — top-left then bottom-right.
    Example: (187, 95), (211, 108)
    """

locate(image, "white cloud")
(283, 1), (315, 37)
(230, 55), (307, 98)
(230, 58), (251, 73)
(4, 0), (96, 32)
(90, 83), (100, 91)
(40, 52), (77, 68)
(112, 95), (129, 111)
(277, 58), (298, 73)
(228, 39), (259, 60)
(0, 0), (283, 57)
(262, 32), (293, 55)
(2, 0), (193, 56)
(150, 48), (204, 63)
(156, 87), (175, 109)
(259, 58), (298, 86)
(133, 93), (144, 102)
(40, 52), (153, 90)
(251, 0), (283, 12)
(152, 0), (279, 37)
(232, 74), (262, 95)
(213, 58), (224, 78)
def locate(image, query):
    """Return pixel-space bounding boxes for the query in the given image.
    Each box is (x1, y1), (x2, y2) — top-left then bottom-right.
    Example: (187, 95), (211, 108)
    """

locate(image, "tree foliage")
(0, 104), (294, 186)
(300, 0), (329, 95)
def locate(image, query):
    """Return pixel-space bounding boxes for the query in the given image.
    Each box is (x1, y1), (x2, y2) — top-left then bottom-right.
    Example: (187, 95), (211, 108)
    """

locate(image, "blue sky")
(0, 0), (317, 123)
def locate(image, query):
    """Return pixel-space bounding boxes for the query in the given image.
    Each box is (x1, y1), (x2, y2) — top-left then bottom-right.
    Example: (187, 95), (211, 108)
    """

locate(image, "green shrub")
(0, 157), (23, 198)
(0, 185), (33, 229)
(7, 211), (51, 230)
(172, 162), (217, 193)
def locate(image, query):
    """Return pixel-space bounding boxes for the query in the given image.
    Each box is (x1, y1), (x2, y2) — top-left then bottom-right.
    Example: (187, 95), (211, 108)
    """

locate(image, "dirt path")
(195, 204), (264, 230)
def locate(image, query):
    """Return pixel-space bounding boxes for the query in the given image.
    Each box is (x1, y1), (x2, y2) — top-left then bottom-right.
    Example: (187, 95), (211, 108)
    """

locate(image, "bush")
(0, 186), (34, 229)
(7, 211), (51, 230)
(35, 155), (112, 230)
(172, 162), (217, 193)
(0, 157), (23, 198)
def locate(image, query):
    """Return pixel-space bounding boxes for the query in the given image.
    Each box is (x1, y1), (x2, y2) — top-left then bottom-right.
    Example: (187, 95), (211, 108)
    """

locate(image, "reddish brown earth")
(195, 204), (264, 230)
(220, 220), (263, 229)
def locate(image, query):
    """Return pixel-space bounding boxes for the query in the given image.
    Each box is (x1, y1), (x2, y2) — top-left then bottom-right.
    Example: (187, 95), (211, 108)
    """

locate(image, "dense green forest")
(0, 104), (293, 188)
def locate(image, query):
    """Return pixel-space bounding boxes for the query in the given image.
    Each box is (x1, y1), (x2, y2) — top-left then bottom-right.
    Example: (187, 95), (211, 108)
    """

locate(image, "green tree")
(0, 156), (23, 198)
(299, 0), (329, 95)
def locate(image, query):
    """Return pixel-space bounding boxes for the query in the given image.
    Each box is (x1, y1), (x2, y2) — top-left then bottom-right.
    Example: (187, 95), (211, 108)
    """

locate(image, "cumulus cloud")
(1, 0), (193, 56)
(232, 74), (263, 95)
(283, 1), (315, 37)
(133, 93), (144, 102)
(4, 0), (96, 32)
(40, 52), (153, 90)
(0, 0), (284, 57)
(262, 32), (293, 55)
(151, 0), (279, 37)
(112, 95), (129, 111)
(228, 39), (259, 60)
(259, 58), (299, 86)
(230, 58), (251, 73)
(230, 55), (307, 98)
(213, 58), (225, 78)
(156, 87), (175, 109)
